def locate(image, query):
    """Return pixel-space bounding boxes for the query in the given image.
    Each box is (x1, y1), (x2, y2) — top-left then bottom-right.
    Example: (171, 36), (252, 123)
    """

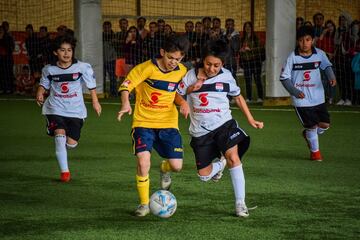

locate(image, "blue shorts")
(131, 128), (183, 159)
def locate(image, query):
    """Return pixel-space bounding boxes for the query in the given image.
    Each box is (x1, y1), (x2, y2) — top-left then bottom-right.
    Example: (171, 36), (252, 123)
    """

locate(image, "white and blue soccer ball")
(149, 190), (177, 218)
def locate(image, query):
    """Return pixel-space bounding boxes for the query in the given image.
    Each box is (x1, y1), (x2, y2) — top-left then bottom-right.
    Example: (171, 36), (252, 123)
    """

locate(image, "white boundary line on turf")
(1, 98), (360, 114)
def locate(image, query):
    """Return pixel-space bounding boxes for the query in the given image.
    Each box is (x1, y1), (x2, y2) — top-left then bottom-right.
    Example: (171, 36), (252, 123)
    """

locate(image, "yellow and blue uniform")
(119, 58), (187, 129)
(119, 58), (187, 158)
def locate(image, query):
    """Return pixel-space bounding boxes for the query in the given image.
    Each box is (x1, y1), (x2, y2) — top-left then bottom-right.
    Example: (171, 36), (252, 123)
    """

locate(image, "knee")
(170, 165), (182, 172)
(169, 160), (182, 172)
(226, 156), (241, 168)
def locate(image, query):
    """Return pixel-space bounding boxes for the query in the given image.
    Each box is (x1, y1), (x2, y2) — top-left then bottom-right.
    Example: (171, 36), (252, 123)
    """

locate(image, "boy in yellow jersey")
(117, 35), (190, 217)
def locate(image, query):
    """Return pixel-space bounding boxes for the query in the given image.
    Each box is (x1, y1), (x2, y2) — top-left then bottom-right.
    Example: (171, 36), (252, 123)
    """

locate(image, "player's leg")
(132, 128), (154, 216)
(295, 106), (322, 161)
(156, 129), (184, 190)
(190, 134), (226, 182)
(316, 103), (331, 135)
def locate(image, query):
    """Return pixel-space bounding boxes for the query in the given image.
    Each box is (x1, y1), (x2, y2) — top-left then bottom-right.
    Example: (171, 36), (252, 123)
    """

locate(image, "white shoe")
(328, 98), (333, 104)
(212, 156), (227, 182)
(235, 202), (249, 217)
(245, 99), (251, 103)
(336, 99), (345, 105)
(134, 204), (150, 217)
(160, 171), (171, 190)
(344, 99), (352, 106)
(256, 98), (263, 103)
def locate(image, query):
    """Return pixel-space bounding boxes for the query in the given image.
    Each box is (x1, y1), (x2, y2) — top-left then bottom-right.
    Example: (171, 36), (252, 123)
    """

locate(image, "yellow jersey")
(119, 58), (187, 129)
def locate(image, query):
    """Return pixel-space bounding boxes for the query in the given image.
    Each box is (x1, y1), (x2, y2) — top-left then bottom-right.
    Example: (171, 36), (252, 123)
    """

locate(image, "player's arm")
(281, 78), (305, 98)
(186, 68), (207, 94)
(174, 92), (189, 119)
(117, 90), (132, 121)
(36, 85), (46, 106)
(324, 67), (336, 87)
(233, 94), (264, 129)
(89, 88), (101, 116)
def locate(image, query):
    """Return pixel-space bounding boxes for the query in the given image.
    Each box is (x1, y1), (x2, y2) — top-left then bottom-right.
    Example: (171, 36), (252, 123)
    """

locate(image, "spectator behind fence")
(296, 17), (304, 30)
(103, 21), (118, 97)
(143, 21), (159, 59)
(315, 20), (336, 104)
(0, 22), (15, 94)
(115, 18), (128, 58)
(38, 26), (52, 66)
(334, 14), (354, 106)
(239, 21), (265, 103)
(313, 12), (325, 38)
(25, 24), (42, 78)
(137, 17), (149, 40)
(15, 65), (35, 95)
(123, 26), (143, 67)
(223, 18), (240, 79)
(183, 21), (196, 63)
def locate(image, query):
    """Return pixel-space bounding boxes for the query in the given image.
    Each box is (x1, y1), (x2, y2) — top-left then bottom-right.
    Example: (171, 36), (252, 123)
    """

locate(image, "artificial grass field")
(0, 98), (359, 240)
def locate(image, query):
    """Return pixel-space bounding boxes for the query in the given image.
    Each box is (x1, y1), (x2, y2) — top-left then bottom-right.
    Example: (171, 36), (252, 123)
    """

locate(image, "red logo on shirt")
(199, 93), (209, 106)
(60, 82), (69, 93)
(150, 92), (161, 105)
(303, 71), (311, 81)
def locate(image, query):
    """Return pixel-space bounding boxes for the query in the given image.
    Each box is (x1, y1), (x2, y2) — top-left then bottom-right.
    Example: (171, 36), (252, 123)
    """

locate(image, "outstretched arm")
(36, 85), (46, 106)
(233, 95), (264, 129)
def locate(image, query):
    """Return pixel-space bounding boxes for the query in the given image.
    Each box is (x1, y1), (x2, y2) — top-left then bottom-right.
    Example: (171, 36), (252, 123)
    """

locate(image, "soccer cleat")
(60, 172), (71, 182)
(256, 98), (263, 103)
(212, 157), (227, 182)
(236, 202), (249, 217)
(302, 129), (311, 150)
(134, 204), (150, 217)
(310, 151), (323, 161)
(160, 171), (172, 190)
(344, 99), (352, 106)
(336, 99), (345, 105)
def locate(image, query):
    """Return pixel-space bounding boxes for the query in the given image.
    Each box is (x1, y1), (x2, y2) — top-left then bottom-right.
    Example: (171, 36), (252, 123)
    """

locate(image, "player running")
(117, 35), (190, 217)
(36, 34), (102, 182)
(177, 40), (264, 217)
(280, 25), (336, 161)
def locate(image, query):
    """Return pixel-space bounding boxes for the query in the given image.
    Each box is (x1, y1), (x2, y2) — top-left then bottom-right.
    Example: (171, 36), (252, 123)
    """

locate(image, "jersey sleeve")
(81, 63), (96, 89)
(280, 54), (293, 81)
(227, 73), (241, 96)
(118, 62), (152, 92)
(177, 70), (193, 96)
(318, 49), (332, 70)
(39, 65), (51, 90)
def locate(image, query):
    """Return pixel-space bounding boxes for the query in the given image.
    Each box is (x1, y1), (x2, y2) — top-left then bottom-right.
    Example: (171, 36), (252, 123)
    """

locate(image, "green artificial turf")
(0, 98), (359, 240)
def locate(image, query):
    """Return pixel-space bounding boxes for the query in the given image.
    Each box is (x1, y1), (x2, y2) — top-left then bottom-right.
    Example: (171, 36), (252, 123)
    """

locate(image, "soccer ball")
(149, 190), (177, 218)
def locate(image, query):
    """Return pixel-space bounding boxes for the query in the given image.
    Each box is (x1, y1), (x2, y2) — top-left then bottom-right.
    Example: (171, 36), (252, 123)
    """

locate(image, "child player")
(36, 34), (102, 182)
(117, 35), (190, 217)
(177, 40), (264, 217)
(280, 25), (336, 161)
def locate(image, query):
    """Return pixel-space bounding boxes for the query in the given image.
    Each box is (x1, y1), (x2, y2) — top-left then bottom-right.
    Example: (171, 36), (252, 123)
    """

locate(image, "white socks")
(55, 134), (68, 172)
(305, 128), (319, 152)
(229, 165), (245, 204)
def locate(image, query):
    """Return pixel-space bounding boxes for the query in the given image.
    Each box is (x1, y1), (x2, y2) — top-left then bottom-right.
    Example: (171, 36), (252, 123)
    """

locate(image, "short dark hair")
(162, 35), (189, 55)
(203, 39), (229, 63)
(53, 34), (77, 53)
(202, 17), (211, 23)
(296, 25), (314, 40)
(137, 16), (146, 22)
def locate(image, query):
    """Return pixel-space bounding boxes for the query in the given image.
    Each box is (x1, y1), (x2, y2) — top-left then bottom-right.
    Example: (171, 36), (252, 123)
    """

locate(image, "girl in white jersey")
(177, 40), (264, 217)
(36, 34), (101, 182)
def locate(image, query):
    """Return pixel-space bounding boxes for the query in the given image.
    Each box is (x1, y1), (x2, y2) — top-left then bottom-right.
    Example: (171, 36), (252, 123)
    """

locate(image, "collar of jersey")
(51, 58), (78, 68)
(151, 56), (180, 73)
(195, 67), (224, 80)
(294, 47), (317, 57)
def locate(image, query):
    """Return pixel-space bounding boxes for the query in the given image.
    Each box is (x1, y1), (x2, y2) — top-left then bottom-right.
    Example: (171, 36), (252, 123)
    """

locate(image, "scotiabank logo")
(303, 71), (311, 81)
(60, 82), (69, 93)
(199, 93), (209, 106)
(150, 92), (161, 104)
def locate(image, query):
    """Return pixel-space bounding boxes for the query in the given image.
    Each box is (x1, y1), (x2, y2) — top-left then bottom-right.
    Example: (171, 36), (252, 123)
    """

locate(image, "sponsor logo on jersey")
(199, 93), (209, 106)
(150, 92), (161, 105)
(168, 82), (176, 91)
(193, 107), (221, 113)
(303, 71), (311, 81)
(215, 82), (223, 91)
(314, 62), (319, 68)
(60, 82), (69, 93)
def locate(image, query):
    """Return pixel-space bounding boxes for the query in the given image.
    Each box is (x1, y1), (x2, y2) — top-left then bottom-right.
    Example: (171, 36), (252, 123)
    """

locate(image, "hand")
(92, 101), (102, 117)
(36, 93), (44, 107)
(329, 79), (336, 87)
(248, 119), (264, 129)
(117, 103), (132, 121)
(297, 92), (305, 99)
(179, 101), (190, 119)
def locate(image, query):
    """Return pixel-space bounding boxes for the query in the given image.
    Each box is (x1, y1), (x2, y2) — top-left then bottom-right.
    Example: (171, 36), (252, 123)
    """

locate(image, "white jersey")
(280, 47), (332, 107)
(177, 68), (240, 137)
(40, 60), (96, 119)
